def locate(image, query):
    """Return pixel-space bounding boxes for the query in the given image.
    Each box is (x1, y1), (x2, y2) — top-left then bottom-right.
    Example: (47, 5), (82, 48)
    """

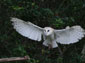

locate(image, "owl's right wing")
(11, 17), (43, 41)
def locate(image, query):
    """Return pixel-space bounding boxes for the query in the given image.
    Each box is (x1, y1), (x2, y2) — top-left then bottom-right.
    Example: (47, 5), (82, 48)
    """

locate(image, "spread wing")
(11, 17), (43, 41)
(55, 26), (85, 44)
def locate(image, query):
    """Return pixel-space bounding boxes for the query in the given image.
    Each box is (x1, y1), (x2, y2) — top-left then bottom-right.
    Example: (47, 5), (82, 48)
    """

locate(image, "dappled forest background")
(0, 0), (85, 63)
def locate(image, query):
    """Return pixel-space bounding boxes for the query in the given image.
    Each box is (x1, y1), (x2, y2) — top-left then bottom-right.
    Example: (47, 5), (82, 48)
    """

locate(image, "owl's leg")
(58, 46), (63, 57)
(57, 43), (63, 57)
(48, 44), (52, 50)
(48, 43), (63, 57)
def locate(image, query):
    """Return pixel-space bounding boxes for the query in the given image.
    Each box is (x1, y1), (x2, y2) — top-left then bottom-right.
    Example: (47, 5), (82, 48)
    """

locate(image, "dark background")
(0, 0), (85, 63)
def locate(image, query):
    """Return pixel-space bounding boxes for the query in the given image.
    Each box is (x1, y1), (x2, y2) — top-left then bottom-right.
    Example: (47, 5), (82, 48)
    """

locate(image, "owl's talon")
(48, 44), (52, 50)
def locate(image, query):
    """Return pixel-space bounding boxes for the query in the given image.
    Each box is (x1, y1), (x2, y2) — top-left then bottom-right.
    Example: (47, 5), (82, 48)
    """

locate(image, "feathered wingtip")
(84, 30), (85, 35)
(10, 17), (22, 22)
(73, 25), (81, 28)
(72, 25), (85, 36)
(10, 17), (24, 26)
(72, 25), (83, 30)
(10, 17), (16, 22)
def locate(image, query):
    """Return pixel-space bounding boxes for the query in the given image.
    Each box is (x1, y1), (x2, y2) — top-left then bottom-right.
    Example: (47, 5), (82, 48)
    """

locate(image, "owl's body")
(43, 29), (58, 48)
(11, 18), (85, 48)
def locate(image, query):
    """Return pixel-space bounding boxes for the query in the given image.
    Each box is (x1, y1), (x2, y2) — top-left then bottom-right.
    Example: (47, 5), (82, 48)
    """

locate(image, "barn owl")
(11, 18), (85, 49)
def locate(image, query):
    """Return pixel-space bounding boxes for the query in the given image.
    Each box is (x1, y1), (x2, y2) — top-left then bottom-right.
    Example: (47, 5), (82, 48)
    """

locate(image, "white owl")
(11, 18), (85, 49)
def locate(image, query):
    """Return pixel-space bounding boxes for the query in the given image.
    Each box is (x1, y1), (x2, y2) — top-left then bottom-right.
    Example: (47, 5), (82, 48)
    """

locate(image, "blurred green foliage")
(0, 0), (85, 63)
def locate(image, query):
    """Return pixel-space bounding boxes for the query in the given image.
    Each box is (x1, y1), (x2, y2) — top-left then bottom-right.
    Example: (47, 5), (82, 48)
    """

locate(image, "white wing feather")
(55, 26), (85, 44)
(11, 18), (43, 41)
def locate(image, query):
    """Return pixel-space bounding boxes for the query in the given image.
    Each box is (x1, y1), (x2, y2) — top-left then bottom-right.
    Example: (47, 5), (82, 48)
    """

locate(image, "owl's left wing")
(11, 18), (43, 41)
(55, 26), (85, 44)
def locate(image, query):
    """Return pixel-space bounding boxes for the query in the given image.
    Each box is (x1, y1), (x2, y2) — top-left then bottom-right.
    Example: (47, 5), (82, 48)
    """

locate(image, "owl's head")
(43, 27), (54, 36)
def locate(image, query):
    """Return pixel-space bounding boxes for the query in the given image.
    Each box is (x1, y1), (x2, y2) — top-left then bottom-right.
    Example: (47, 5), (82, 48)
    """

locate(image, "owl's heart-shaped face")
(43, 27), (54, 36)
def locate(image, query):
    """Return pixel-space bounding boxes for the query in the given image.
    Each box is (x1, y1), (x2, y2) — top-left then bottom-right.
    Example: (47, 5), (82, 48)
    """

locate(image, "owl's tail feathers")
(43, 40), (58, 48)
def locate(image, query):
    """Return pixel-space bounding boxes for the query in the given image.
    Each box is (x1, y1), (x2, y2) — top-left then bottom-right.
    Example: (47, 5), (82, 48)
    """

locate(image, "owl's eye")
(47, 30), (50, 32)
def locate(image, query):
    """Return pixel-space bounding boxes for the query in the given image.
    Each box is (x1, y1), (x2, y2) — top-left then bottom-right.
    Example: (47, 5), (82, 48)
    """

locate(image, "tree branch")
(0, 56), (30, 62)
